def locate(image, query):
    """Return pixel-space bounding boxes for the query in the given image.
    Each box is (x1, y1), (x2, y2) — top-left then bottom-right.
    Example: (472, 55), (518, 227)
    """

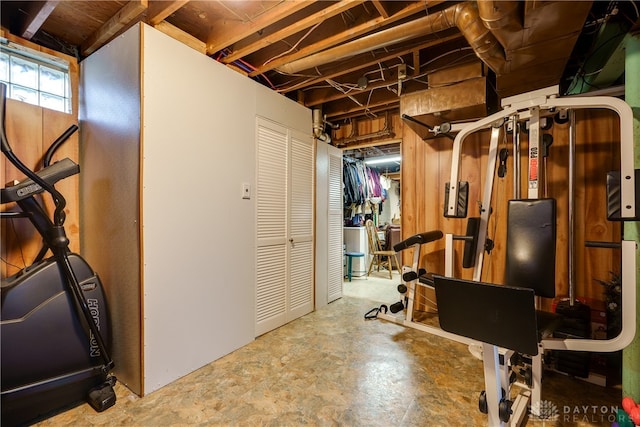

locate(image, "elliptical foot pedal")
(87, 377), (117, 412)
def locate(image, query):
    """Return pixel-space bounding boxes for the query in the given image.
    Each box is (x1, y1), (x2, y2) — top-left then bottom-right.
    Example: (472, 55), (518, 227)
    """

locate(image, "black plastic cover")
(1, 158), (79, 204)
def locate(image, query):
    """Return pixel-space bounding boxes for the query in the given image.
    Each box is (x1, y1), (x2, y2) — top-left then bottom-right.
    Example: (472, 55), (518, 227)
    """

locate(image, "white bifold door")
(327, 146), (344, 303)
(255, 117), (314, 336)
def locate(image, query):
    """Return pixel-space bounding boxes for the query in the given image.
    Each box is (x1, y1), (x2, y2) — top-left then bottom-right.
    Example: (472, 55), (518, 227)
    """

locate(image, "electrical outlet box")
(242, 183), (251, 199)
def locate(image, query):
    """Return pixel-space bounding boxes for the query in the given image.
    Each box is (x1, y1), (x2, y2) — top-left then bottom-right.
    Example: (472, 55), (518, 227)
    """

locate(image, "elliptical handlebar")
(1, 83), (12, 154)
(44, 124), (79, 168)
(0, 83), (77, 226)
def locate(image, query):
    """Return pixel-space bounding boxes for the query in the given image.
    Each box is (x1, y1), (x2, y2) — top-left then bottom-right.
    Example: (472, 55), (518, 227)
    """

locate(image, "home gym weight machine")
(0, 83), (116, 426)
(444, 86), (636, 425)
(367, 86), (637, 426)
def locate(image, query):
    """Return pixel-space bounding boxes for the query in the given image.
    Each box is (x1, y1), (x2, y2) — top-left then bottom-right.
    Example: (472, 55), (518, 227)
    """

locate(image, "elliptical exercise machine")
(0, 83), (116, 425)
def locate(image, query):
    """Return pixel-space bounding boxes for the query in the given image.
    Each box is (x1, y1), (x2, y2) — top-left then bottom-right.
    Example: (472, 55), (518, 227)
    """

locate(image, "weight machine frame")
(444, 86), (636, 426)
(371, 86), (636, 426)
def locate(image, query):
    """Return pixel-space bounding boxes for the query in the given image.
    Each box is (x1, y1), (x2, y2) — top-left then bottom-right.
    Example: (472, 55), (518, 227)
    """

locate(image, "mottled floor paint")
(33, 275), (620, 426)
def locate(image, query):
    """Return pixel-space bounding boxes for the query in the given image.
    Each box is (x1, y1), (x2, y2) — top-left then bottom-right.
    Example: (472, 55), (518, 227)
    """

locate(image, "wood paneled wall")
(1, 33), (79, 279)
(1, 100), (80, 278)
(333, 112), (402, 144)
(400, 109), (621, 307)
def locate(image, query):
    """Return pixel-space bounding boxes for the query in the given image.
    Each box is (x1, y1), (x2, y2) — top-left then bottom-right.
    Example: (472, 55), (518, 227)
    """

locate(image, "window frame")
(1, 41), (72, 114)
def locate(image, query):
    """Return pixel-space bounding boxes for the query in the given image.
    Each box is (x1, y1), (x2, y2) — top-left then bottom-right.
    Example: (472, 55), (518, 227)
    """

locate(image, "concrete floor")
(33, 271), (621, 426)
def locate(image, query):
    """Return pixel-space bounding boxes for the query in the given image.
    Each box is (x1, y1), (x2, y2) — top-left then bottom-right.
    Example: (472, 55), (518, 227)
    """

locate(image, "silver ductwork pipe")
(476, 0), (521, 51)
(277, 2), (508, 76)
(313, 108), (331, 143)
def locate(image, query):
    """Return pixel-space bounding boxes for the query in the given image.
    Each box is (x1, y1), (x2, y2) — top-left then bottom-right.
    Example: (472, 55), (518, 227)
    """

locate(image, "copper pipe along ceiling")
(276, 2), (508, 75)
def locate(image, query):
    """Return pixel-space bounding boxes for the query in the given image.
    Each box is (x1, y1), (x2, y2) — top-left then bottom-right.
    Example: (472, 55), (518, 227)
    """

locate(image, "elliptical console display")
(0, 83), (116, 426)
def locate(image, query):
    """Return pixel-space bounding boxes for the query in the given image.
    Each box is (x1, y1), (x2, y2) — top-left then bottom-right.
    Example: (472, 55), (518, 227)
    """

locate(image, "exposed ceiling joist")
(248, 1), (429, 77)
(279, 33), (463, 94)
(20, 0), (58, 40)
(331, 107), (399, 124)
(80, 0), (148, 56)
(1, 0), (630, 142)
(205, 1), (316, 55)
(221, 0), (365, 64)
(370, 1), (391, 19)
(154, 20), (205, 54)
(148, 0), (190, 26)
(339, 138), (402, 150)
(308, 75), (402, 107)
(412, 50), (420, 76)
(326, 95), (400, 120)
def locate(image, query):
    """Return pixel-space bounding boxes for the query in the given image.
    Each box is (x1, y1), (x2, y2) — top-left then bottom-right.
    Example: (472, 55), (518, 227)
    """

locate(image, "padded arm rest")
(393, 230), (443, 252)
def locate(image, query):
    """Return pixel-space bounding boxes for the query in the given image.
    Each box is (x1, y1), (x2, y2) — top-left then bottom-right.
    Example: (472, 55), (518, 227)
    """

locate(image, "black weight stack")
(553, 299), (591, 378)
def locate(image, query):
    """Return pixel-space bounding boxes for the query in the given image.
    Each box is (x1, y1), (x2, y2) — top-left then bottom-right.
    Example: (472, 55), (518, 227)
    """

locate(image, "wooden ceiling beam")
(412, 50), (420, 76)
(278, 33), (463, 94)
(221, 0), (365, 64)
(248, 1), (428, 77)
(205, 1), (317, 55)
(148, 0), (190, 26)
(370, 0), (390, 19)
(154, 21), (205, 54)
(329, 103), (400, 123)
(325, 96), (400, 120)
(80, 0), (149, 56)
(306, 77), (401, 108)
(339, 137), (402, 151)
(20, 1), (58, 40)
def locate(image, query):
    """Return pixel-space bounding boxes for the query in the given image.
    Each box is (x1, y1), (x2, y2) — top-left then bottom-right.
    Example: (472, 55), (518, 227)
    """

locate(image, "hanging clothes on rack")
(343, 158), (364, 206)
(343, 157), (385, 209)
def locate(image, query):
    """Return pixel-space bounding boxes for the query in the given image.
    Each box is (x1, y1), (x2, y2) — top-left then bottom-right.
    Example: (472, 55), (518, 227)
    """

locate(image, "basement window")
(0, 42), (71, 114)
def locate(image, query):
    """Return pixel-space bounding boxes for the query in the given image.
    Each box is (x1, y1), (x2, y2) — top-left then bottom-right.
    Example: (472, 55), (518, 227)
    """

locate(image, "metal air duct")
(476, 0), (522, 51)
(276, 2), (507, 75)
(313, 108), (331, 143)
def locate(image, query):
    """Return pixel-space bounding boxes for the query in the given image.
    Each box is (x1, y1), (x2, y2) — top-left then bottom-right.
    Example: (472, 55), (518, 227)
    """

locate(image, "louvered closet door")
(288, 130), (314, 320)
(256, 119), (288, 336)
(256, 119), (314, 336)
(327, 146), (343, 303)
